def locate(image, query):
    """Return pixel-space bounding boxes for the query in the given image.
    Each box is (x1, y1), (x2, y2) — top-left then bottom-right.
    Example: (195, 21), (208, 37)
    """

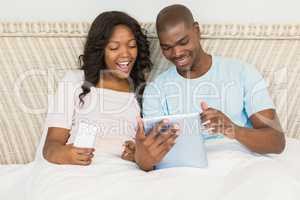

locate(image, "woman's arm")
(43, 127), (95, 165)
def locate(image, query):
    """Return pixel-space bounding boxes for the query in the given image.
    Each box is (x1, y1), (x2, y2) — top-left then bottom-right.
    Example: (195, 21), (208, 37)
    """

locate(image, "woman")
(42, 11), (153, 166)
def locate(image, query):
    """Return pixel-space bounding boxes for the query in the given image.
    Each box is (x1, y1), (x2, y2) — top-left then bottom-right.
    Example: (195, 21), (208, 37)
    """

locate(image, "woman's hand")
(63, 144), (95, 165)
(121, 140), (136, 162)
(43, 127), (95, 166)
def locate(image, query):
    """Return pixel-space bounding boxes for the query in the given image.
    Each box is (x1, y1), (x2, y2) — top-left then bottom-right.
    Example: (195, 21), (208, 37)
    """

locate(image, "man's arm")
(134, 117), (179, 171)
(236, 64), (285, 154)
(122, 80), (180, 169)
(235, 109), (285, 154)
(200, 102), (285, 154)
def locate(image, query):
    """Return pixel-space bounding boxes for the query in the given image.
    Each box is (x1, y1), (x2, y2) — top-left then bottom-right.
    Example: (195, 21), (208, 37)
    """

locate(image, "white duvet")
(1, 138), (300, 200)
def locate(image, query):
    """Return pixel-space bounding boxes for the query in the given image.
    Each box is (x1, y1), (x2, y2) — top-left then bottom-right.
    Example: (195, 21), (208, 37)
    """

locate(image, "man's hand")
(134, 117), (180, 171)
(200, 102), (238, 139)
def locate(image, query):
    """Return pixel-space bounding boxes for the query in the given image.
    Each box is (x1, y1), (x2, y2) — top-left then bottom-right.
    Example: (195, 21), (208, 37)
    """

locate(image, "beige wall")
(0, 0), (300, 23)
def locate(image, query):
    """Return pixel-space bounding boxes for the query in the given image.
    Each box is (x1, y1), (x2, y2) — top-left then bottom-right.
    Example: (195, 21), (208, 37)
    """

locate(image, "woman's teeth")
(117, 61), (130, 73)
(118, 61), (129, 68)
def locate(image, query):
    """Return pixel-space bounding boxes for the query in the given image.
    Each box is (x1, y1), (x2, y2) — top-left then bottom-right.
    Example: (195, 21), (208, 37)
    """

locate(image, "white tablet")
(143, 113), (223, 140)
(143, 113), (202, 134)
(142, 113), (208, 169)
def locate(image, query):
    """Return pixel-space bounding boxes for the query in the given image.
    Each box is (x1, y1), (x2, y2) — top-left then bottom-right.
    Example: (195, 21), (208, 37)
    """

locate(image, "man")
(123, 4), (285, 170)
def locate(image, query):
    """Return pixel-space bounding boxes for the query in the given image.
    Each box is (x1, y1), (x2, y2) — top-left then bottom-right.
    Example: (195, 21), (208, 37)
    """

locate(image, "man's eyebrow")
(176, 35), (189, 44)
(160, 35), (189, 47)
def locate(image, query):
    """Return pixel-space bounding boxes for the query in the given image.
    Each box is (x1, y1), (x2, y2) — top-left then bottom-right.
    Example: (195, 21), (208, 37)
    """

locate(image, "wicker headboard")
(0, 22), (299, 164)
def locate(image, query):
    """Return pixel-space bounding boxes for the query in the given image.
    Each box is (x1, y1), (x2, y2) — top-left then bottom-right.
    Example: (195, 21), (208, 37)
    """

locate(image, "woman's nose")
(119, 46), (130, 57)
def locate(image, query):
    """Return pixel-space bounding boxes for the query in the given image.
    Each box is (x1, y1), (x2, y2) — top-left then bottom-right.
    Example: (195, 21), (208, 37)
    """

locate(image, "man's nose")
(172, 45), (184, 58)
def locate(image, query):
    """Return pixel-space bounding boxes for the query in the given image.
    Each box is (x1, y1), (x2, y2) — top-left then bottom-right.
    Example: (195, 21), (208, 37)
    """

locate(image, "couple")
(42, 4), (285, 171)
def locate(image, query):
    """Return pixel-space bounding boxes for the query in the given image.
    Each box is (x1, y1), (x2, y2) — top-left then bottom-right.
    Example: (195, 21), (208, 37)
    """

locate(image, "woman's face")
(104, 25), (138, 79)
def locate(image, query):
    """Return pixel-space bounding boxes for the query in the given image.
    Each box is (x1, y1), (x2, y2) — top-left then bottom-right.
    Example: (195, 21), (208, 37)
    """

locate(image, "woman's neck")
(95, 73), (131, 92)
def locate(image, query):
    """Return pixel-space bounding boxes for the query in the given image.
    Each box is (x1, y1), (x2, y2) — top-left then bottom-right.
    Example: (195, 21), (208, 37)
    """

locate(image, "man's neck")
(179, 53), (212, 79)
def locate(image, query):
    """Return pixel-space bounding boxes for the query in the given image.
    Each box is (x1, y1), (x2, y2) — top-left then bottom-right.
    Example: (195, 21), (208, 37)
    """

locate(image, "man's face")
(158, 22), (200, 73)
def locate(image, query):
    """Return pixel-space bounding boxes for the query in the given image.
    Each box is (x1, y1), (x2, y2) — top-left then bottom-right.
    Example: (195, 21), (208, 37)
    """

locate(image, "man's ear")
(193, 22), (201, 39)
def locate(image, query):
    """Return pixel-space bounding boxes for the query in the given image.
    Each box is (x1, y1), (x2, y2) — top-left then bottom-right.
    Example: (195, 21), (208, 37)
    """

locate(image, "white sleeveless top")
(45, 70), (140, 156)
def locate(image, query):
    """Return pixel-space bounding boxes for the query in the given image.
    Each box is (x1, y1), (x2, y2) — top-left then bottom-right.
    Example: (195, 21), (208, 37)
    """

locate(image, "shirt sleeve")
(46, 71), (80, 129)
(243, 64), (275, 117)
(142, 80), (168, 117)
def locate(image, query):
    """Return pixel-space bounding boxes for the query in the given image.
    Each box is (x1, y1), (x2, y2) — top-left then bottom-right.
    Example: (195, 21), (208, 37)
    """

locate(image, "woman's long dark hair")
(79, 11), (152, 108)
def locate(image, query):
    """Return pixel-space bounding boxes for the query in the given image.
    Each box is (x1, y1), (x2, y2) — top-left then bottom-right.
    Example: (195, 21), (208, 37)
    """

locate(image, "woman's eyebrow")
(109, 38), (136, 43)
(108, 40), (119, 44)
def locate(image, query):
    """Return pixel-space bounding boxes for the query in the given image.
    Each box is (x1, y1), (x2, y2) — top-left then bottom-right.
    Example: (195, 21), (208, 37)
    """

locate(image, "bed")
(0, 22), (300, 199)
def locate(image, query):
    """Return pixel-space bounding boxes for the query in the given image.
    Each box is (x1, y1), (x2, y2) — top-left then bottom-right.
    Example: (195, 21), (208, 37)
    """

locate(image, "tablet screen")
(142, 113), (209, 169)
(143, 113), (223, 140)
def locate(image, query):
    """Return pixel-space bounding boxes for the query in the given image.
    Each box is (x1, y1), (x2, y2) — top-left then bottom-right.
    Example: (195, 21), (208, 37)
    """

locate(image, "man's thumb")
(135, 116), (145, 140)
(201, 101), (209, 111)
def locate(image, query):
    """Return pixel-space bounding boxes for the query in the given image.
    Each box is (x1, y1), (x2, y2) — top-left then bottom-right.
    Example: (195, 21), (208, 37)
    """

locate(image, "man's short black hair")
(156, 4), (195, 33)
